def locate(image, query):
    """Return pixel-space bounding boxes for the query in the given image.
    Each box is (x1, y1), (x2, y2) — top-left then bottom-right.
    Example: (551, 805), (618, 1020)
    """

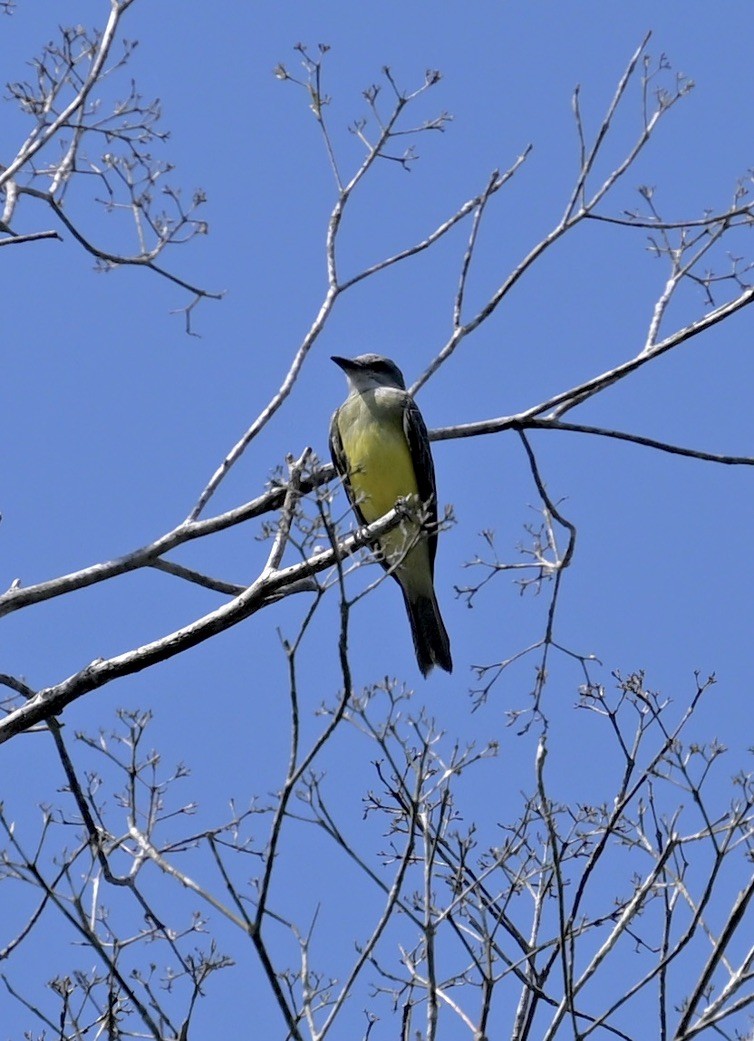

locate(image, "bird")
(329, 353), (452, 676)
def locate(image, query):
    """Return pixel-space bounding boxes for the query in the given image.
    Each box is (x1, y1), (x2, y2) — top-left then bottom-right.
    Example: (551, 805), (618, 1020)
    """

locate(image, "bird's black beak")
(331, 355), (357, 372)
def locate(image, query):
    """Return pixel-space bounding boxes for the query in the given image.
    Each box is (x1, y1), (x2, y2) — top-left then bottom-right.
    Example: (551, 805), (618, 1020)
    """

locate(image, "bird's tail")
(403, 590), (453, 677)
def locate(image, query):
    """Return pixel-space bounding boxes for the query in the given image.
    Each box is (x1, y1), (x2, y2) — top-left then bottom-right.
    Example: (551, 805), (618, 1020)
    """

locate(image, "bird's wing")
(329, 407), (369, 529)
(402, 395), (439, 573)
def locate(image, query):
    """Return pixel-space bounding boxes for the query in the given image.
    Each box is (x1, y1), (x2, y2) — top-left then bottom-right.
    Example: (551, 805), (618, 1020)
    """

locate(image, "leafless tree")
(0, 0), (219, 330)
(2, 11), (754, 1040)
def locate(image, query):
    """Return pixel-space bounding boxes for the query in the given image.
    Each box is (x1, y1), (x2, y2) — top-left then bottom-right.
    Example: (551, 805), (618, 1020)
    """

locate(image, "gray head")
(331, 353), (407, 393)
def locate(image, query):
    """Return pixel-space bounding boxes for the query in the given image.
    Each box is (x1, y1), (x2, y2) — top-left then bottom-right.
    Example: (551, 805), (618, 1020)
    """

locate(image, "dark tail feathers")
(404, 592), (453, 677)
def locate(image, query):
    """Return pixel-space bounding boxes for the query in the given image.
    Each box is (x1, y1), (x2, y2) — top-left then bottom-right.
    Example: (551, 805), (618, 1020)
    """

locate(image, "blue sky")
(2, 2), (754, 1038)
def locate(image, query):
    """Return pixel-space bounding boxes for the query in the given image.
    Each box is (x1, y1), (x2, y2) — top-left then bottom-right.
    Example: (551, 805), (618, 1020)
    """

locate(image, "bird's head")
(331, 354), (407, 393)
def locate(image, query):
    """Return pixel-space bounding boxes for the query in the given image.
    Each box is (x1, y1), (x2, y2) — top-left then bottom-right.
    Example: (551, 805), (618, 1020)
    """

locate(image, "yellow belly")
(338, 397), (426, 579)
(346, 418), (419, 523)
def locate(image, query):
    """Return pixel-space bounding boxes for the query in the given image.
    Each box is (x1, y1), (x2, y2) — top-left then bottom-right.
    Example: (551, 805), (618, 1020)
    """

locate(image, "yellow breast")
(338, 392), (419, 523)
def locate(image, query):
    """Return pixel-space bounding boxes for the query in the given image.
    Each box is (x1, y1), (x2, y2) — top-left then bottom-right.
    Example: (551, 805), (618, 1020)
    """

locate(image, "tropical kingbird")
(329, 353), (452, 676)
